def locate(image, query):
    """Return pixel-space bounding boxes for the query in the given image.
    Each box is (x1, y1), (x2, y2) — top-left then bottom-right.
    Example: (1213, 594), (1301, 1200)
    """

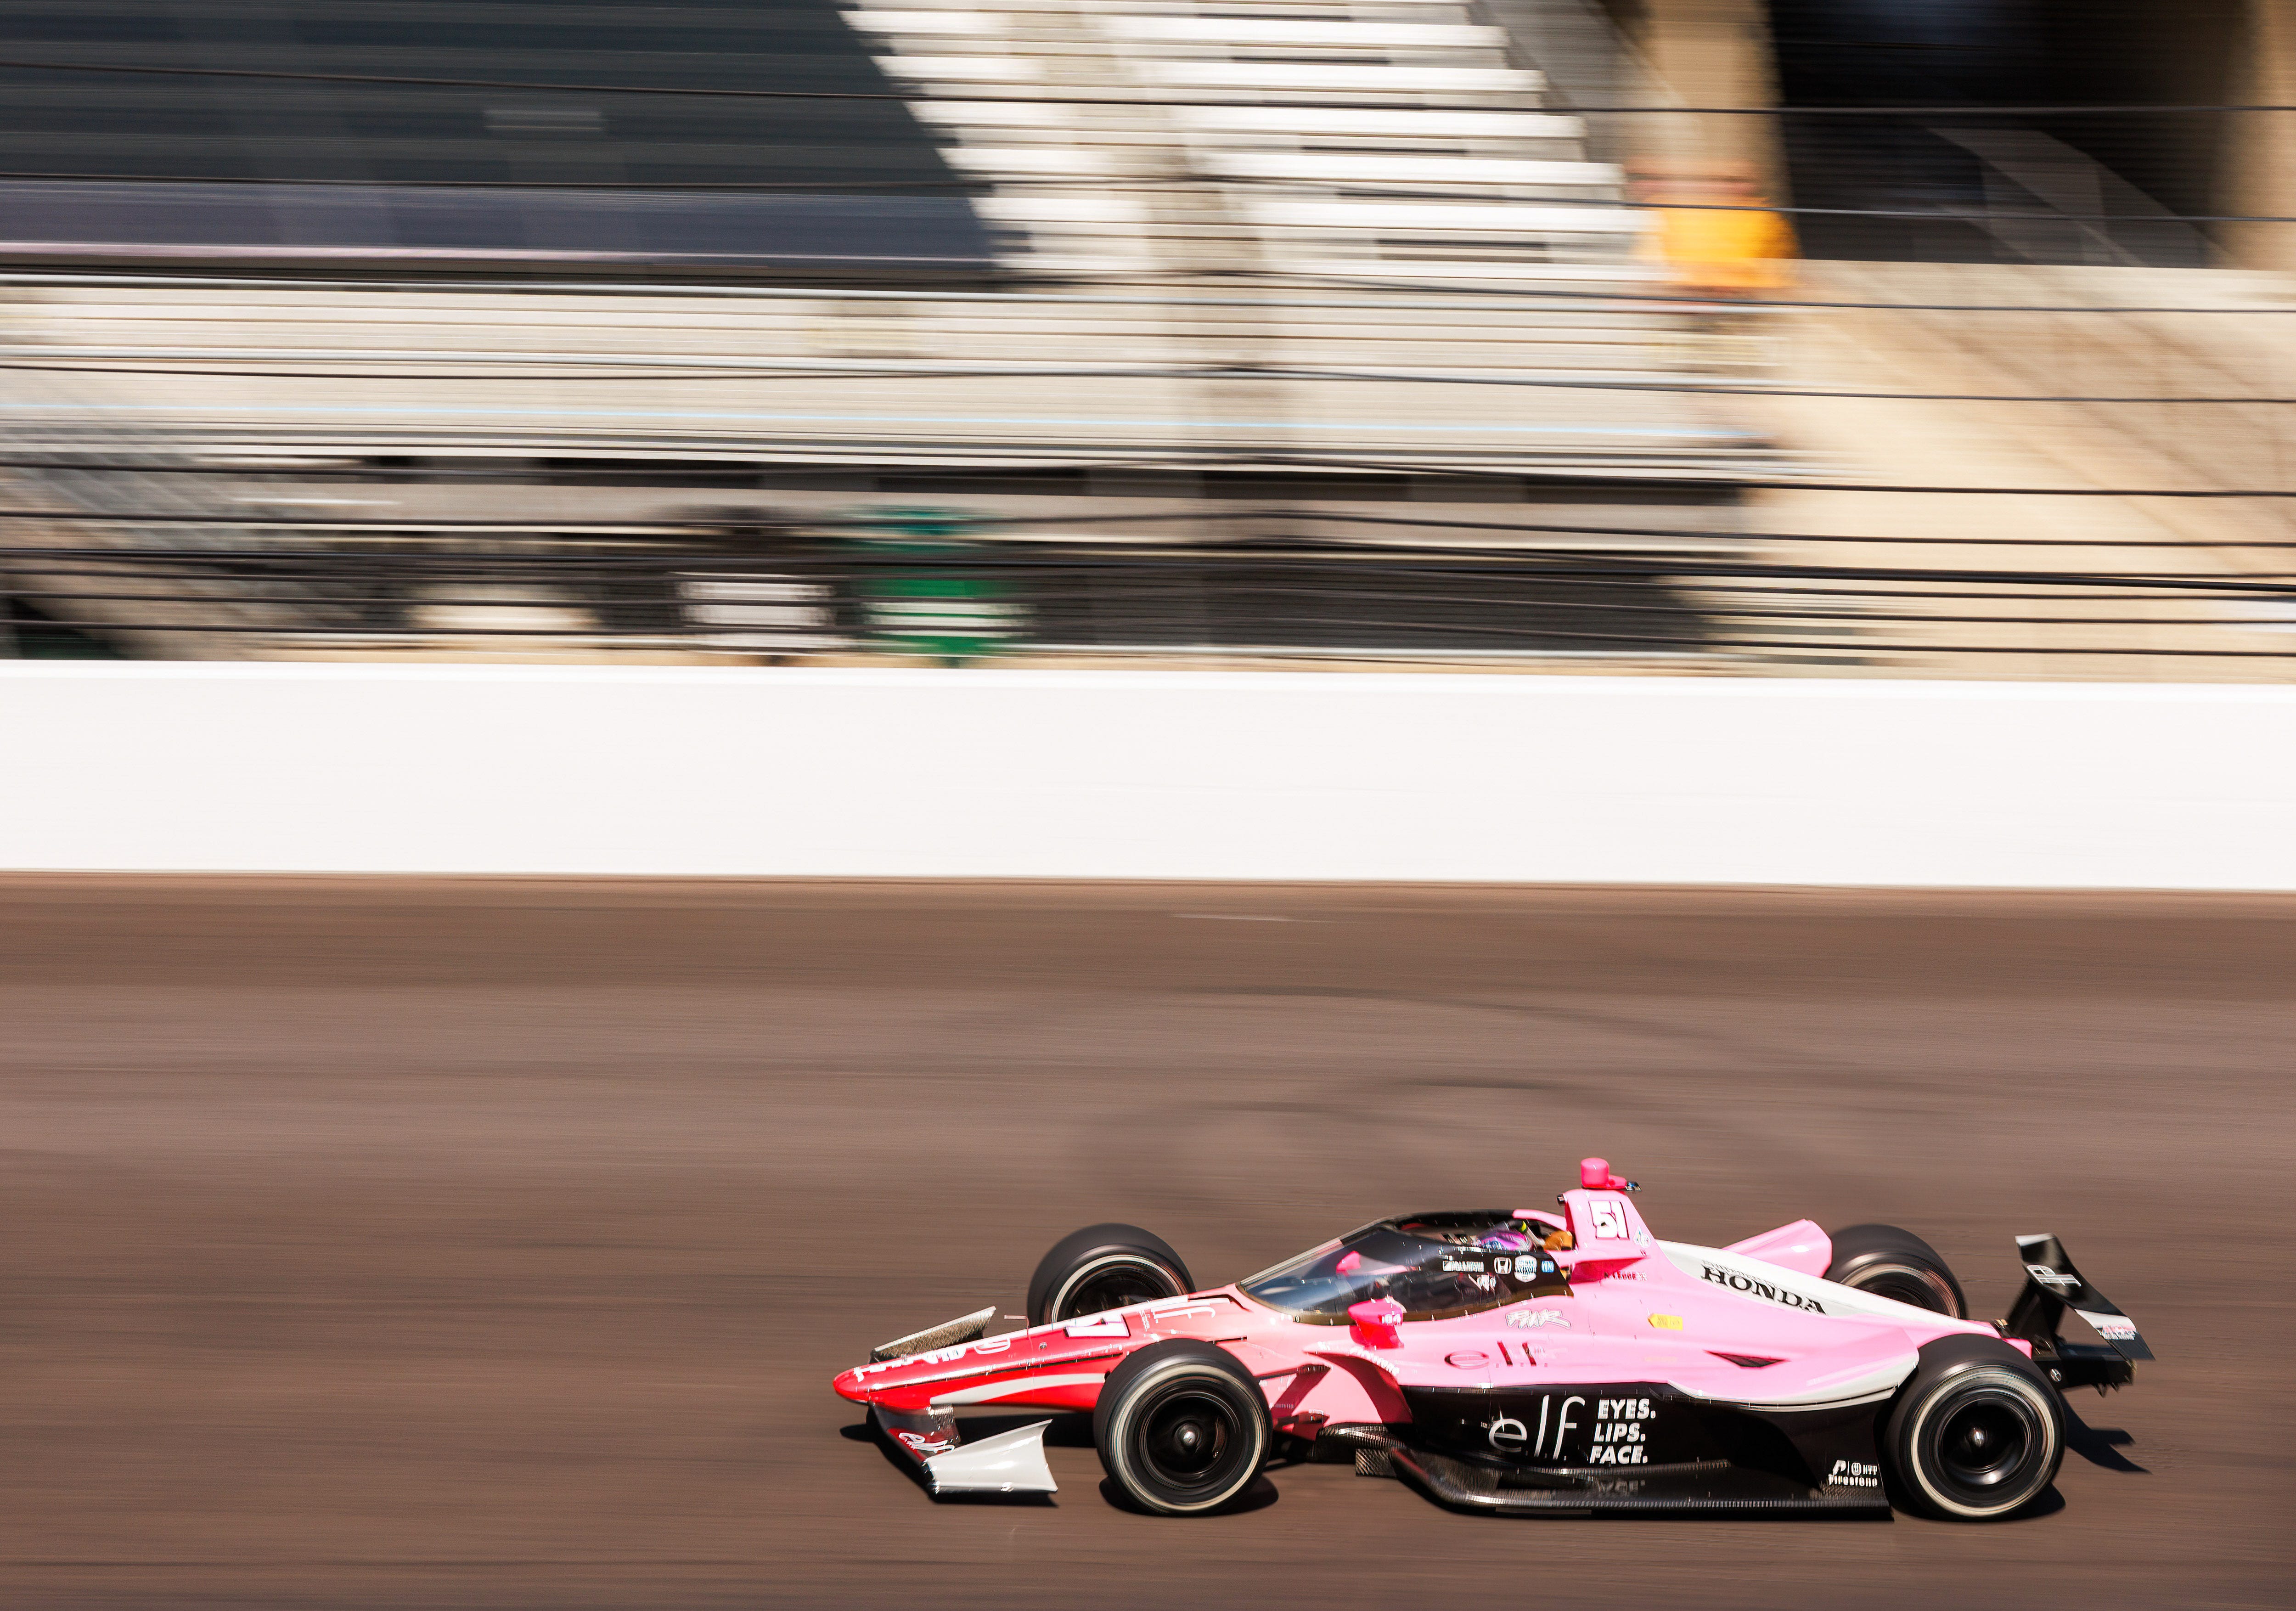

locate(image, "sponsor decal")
(1536, 1395), (1579, 1457)
(1539, 1258), (1559, 1274)
(1063, 1314), (1130, 1339)
(1647, 1314), (1684, 1330)
(1494, 1257), (1513, 1276)
(1498, 1393), (1659, 1461)
(895, 1430), (956, 1456)
(861, 1338), (988, 1373)
(1469, 1273), (1499, 1292)
(1632, 1231), (1653, 1248)
(2078, 1311), (2138, 1340)
(1586, 1397), (1655, 1465)
(880, 1341), (986, 1368)
(1455, 1340), (1541, 1369)
(1507, 1308), (1569, 1329)
(1701, 1264), (1827, 1314)
(2026, 1265), (2081, 1292)
(1828, 1458), (1881, 1489)
(1441, 1257), (1487, 1273)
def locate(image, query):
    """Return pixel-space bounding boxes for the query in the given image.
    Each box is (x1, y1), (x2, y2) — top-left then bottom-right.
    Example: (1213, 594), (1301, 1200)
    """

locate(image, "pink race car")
(833, 1159), (2147, 1521)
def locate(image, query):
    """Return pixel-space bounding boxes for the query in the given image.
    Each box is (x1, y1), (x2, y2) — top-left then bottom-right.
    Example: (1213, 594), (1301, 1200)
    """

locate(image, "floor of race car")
(1322, 1433), (1893, 1516)
(0, 878), (2286, 1611)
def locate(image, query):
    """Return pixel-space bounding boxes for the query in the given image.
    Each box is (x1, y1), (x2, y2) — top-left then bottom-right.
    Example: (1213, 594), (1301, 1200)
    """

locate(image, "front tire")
(1027, 1223), (1192, 1326)
(1885, 1336), (2064, 1520)
(1827, 1223), (1967, 1317)
(1093, 1340), (1269, 1515)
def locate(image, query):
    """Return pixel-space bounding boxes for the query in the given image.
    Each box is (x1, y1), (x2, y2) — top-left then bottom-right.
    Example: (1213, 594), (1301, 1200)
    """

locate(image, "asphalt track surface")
(0, 878), (2290, 1609)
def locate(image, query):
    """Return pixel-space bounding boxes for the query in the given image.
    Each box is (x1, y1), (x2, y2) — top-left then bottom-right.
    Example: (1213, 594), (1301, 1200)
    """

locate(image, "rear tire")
(1827, 1223), (1967, 1317)
(1093, 1340), (1269, 1515)
(1027, 1223), (1193, 1326)
(1885, 1335), (2063, 1520)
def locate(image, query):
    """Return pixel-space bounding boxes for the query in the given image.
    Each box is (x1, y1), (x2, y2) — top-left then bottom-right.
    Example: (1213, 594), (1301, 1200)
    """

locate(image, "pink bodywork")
(833, 1183), (2004, 1431)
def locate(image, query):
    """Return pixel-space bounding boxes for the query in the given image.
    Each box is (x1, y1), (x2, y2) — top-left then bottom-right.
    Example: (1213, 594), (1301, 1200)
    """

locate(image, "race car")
(832, 1158), (2148, 1520)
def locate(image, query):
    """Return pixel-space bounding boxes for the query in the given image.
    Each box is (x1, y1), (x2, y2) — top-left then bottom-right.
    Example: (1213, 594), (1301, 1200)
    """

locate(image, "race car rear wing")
(2001, 1234), (2152, 1392)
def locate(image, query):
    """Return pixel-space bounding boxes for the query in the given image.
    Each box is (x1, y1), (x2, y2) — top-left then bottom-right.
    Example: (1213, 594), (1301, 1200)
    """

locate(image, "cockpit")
(1238, 1211), (1573, 1323)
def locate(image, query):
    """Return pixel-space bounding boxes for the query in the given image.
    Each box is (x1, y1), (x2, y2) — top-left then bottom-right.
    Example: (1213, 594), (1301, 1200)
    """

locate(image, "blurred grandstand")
(0, 0), (2292, 675)
(0, 0), (990, 273)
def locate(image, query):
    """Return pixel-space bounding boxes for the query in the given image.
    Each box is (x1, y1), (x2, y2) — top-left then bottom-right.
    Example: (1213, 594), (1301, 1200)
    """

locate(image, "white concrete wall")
(4, 662), (2293, 887)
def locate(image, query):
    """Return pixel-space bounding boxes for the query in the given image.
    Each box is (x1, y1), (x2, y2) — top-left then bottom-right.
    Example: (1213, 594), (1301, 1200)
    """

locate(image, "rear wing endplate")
(2002, 1234), (2152, 1392)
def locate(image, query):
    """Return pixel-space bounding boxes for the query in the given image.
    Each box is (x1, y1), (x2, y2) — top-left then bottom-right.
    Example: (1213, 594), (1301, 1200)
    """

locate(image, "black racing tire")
(1884, 1335), (2064, 1521)
(1826, 1224), (1968, 1318)
(1027, 1223), (1193, 1327)
(1092, 1340), (1270, 1515)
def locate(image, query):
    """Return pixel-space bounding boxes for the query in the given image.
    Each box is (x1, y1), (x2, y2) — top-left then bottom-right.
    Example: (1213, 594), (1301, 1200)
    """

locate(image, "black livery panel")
(1398, 1383), (1891, 1506)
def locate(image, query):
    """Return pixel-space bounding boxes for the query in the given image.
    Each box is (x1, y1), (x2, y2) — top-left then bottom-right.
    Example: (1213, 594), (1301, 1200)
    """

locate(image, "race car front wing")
(865, 1309), (1058, 1496)
(872, 1402), (1058, 1496)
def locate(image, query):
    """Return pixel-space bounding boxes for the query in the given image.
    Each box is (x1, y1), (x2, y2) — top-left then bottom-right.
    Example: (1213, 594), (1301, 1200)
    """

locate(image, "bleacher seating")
(0, 0), (990, 271)
(850, 0), (1644, 282)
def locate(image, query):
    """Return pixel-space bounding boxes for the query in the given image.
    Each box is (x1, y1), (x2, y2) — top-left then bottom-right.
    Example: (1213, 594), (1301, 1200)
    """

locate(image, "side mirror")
(1348, 1297), (1406, 1349)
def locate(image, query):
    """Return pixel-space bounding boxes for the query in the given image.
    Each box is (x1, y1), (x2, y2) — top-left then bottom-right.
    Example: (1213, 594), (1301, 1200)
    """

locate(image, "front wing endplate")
(871, 1401), (1058, 1497)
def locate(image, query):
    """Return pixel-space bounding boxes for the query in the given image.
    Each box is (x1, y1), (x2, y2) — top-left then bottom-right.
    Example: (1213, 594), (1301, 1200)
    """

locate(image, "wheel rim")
(1054, 1255), (1182, 1320)
(1845, 1259), (1960, 1316)
(1127, 1380), (1252, 1503)
(1145, 1391), (1232, 1483)
(1916, 1374), (2051, 1513)
(1939, 1400), (2028, 1487)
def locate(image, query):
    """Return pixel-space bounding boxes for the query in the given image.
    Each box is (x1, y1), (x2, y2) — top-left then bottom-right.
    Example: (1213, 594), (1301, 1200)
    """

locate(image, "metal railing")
(7, 524), (2291, 666)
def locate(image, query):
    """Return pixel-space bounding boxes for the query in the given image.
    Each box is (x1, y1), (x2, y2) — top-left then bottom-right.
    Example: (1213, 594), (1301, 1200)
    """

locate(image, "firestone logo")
(1701, 1265), (1826, 1314)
